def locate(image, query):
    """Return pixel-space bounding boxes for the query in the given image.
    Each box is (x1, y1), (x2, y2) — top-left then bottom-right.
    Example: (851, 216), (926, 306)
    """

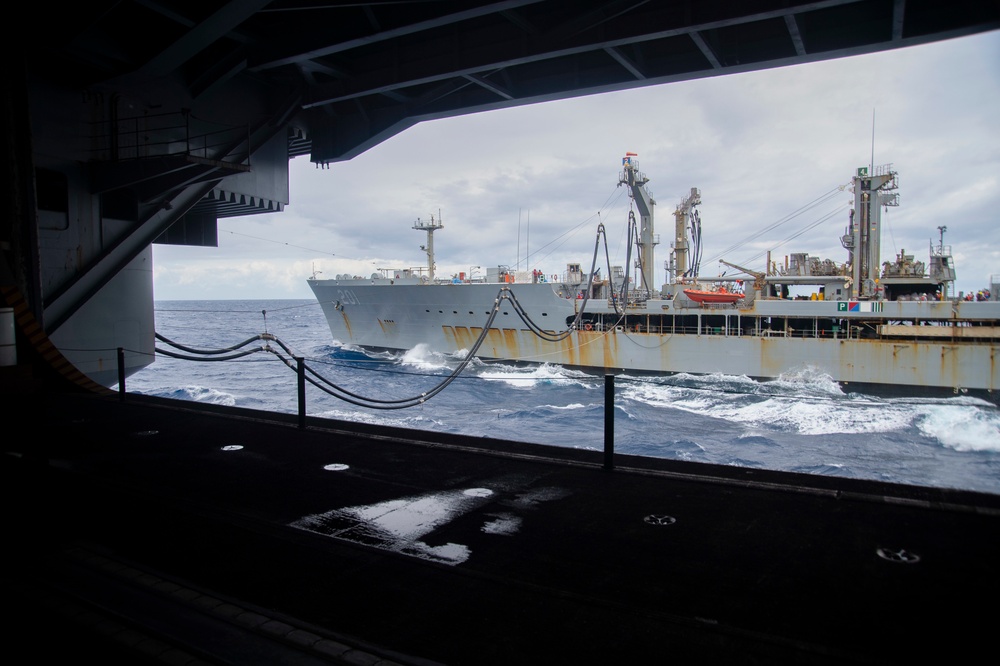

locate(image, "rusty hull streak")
(441, 325), (628, 369)
(376, 318), (396, 336)
(340, 310), (352, 339)
(501, 329), (520, 359)
(443, 326), (493, 356)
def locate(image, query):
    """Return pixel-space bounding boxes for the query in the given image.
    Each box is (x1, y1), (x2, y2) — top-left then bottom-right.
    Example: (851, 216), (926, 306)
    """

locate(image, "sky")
(151, 30), (1000, 301)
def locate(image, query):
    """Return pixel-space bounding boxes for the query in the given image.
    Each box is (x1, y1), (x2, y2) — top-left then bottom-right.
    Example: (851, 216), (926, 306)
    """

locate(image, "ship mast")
(619, 153), (658, 292)
(930, 225), (956, 299)
(847, 164), (898, 298)
(413, 212), (444, 281)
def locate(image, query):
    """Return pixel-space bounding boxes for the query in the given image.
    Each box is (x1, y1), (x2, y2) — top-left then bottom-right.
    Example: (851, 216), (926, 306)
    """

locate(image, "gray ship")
(309, 155), (1000, 403)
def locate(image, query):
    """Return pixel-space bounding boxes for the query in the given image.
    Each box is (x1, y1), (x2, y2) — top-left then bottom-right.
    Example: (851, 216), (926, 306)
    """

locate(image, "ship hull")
(309, 280), (1000, 404)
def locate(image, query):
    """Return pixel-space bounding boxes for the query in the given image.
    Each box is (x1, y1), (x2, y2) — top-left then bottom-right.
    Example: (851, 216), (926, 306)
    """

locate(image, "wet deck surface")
(4, 389), (999, 665)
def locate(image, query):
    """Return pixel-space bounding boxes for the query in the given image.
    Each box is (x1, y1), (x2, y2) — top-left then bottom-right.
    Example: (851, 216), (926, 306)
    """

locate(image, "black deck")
(5, 388), (999, 665)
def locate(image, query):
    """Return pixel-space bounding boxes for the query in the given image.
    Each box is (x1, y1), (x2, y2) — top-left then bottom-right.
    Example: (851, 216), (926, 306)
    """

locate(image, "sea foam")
(917, 404), (1000, 452)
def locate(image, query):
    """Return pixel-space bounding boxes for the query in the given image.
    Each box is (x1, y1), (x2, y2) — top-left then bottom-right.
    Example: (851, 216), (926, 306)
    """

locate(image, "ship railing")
(607, 291), (651, 309)
(591, 318), (986, 341)
(87, 109), (250, 165)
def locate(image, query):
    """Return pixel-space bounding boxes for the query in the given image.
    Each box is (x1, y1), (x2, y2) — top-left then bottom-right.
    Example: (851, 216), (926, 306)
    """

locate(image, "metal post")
(117, 347), (126, 401)
(604, 374), (614, 470)
(296, 357), (306, 429)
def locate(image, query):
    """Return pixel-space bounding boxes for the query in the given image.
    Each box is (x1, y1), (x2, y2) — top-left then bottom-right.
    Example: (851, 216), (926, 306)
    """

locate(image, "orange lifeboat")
(683, 288), (743, 304)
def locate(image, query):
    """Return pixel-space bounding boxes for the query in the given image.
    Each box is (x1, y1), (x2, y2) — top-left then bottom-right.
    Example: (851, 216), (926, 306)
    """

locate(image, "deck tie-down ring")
(644, 514), (676, 526)
(876, 547), (921, 564)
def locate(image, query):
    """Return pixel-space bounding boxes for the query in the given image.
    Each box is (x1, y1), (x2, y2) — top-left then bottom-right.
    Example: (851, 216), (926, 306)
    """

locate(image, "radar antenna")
(413, 212), (444, 281)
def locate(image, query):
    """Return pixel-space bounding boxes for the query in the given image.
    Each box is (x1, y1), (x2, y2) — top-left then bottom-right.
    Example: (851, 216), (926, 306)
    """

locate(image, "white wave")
(477, 362), (589, 387)
(770, 367), (846, 396)
(620, 382), (714, 411)
(625, 371), (756, 390)
(916, 405), (1000, 452)
(312, 408), (445, 430)
(621, 381), (912, 435)
(628, 368), (845, 399)
(685, 371), (761, 389)
(328, 342), (397, 362)
(890, 394), (997, 408)
(399, 343), (451, 370)
(618, 372), (1000, 446)
(182, 385), (236, 407)
(713, 398), (914, 435)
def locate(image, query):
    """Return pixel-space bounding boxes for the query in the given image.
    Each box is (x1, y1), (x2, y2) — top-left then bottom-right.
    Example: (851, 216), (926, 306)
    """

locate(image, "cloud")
(153, 31), (1000, 301)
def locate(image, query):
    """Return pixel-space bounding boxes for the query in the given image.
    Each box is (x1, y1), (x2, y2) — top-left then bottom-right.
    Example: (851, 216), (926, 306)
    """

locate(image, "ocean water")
(125, 299), (1000, 495)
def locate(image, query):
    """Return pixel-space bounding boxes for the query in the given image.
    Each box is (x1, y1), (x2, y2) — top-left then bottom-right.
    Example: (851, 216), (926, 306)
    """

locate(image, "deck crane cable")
(620, 211), (638, 304)
(609, 211), (630, 311)
(723, 201), (850, 270)
(603, 221), (625, 317)
(506, 221), (628, 335)
(705, 185), (845, 265)
(509, 220), (627, 332)
(606, 209), (649, 313)
(687, 209), (703, 278)
(629, 209), (653, 295)
(712, 186), (843, 258)
(519, 185), (626, 271)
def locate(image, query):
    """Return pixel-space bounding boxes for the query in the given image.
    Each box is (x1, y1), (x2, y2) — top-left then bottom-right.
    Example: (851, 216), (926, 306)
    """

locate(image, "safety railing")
(88, 109), (249, 164)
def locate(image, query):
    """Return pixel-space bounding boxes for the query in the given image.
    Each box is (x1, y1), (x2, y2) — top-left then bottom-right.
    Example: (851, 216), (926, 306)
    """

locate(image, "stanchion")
(296, 356), (306, 428)
(604, 374), (614, 470)
(118, 347), (126, 401)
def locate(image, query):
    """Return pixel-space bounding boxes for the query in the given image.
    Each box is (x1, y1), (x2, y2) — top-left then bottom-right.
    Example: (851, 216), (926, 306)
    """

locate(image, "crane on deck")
(718, 259), (767, 296)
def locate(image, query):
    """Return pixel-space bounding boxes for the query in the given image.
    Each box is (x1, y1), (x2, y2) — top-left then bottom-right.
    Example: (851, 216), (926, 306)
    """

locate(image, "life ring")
(584, 323), (593, 331)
